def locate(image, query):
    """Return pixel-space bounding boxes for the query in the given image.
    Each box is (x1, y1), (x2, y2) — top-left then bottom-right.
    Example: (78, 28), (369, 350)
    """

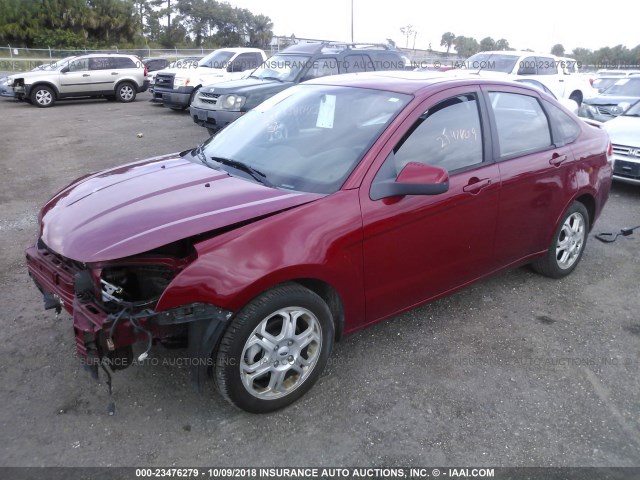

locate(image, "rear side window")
(371, 52), (405, 71)
(89, 57), (112, 70)
(391, 93), (484, 174)
(489, 92), (552, 158)
(544, 101), (581, 145)
(112, 57), (137, 69)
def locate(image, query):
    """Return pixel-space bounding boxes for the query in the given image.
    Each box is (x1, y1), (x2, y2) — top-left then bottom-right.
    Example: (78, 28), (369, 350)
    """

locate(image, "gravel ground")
(0, 93), (639, 468)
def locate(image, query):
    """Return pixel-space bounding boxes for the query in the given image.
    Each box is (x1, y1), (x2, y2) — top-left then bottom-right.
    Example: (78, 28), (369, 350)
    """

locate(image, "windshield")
(593, 77), (620, 92)
(604, 78), (640, 96)
(464, 53), (518, 73)
(623, 101), (640, 116)
(199, 50), (234, 68)
(250, 54), (310, 82)
(199, 84), (411, 194)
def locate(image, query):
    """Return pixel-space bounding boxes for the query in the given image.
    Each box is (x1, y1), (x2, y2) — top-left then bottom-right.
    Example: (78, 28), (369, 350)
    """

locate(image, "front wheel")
(31, 85), (55, 108)
(532, 202), (589, 278)
(116, 82), (136, 103)
(215, 283), (334, 413)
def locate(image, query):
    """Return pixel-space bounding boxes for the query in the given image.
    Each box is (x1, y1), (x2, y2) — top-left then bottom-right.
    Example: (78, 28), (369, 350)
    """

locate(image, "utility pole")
(351, 0), (354, 43)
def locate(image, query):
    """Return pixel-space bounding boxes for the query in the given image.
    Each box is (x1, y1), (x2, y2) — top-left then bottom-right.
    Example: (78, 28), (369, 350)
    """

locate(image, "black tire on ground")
(206, 128), (218, 136)
(532, 201), (589, 279)
(30, 85), (55, 108)
(215, 283), (334, 413)
(115, 82), (136, 103)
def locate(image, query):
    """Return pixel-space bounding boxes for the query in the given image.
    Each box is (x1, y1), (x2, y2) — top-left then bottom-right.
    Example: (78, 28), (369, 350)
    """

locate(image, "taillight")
(607, 141), (613, 163)
(144, 66), (148, 77)
(589, 77), (594, 86)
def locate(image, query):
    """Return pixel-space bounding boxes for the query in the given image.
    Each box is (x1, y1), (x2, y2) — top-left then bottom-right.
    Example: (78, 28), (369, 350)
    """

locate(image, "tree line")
(0, 0), (274, 49)
(440, 32), (640, 67)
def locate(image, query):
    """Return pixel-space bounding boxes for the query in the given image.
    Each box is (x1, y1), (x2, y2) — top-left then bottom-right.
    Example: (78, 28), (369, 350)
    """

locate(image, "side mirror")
(61, 67), (69, 74)
(370, 162), (449, 200)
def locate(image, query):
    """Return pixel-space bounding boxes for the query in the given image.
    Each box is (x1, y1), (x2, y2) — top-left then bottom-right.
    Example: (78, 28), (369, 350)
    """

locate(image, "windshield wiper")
(210, 156), (273, 188)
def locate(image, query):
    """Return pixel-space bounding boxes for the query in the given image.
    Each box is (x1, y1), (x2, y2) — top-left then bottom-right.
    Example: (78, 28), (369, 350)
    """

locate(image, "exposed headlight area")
(100, 263), (175, 308)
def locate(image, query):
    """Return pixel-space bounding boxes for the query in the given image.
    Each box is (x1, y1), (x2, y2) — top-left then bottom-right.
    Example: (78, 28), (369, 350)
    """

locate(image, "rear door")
(482, 85), (576, 264)
(360, 86), (501, 322)
(87, 56), (118, 93)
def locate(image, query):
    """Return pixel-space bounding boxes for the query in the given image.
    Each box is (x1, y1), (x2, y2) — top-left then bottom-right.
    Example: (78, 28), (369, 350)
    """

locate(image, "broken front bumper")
(25, 242), (232, 385)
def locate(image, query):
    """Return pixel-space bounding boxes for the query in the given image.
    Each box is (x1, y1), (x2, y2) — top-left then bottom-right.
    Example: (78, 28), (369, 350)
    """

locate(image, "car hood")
(200, 77), (294, 96)
(40, 153), (322, 263)
(603, 115), (640, 146)
(584, 95), (640, 106)
(9, 70), (58, 81)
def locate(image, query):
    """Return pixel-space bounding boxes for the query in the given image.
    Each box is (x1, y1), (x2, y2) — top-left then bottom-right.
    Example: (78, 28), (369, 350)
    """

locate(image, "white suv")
(8, 54), (149, 107)
(456, 51), (597, 105)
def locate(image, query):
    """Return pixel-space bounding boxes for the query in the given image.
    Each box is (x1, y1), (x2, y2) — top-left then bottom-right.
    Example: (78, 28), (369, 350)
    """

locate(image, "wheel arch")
(574, 192), (596, 231)
(29, 81), (59, 98)
(569, 90), (583, 105)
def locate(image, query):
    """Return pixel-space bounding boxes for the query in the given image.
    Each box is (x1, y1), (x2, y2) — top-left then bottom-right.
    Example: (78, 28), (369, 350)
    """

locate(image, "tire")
(215, 283), (334, 413)
(115, 82), (136, 103)
(532, 202), (589, 278)
(30, 85), (55, 108)
(206, 128), (218, 136)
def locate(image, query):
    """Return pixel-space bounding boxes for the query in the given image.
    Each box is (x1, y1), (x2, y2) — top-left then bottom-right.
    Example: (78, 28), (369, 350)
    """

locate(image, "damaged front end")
(25, 238), (232, 388)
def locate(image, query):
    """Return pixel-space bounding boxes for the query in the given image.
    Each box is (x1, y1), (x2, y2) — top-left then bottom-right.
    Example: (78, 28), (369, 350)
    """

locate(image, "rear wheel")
(215, 283), (334, 413)
(116, 82), (136, 103)
(532, 202), (589, 278)
(31, 85), (55, 108)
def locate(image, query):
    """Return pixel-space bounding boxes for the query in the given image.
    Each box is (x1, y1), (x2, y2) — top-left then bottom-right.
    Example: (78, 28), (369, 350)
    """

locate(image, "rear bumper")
(139, 79), (150, 93)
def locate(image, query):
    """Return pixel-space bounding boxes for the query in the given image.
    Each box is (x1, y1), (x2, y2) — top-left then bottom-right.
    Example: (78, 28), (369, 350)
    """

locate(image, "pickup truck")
(455, 51), (597, 105)
(189, 42), (409, 134)
(152, 48), (266, 110)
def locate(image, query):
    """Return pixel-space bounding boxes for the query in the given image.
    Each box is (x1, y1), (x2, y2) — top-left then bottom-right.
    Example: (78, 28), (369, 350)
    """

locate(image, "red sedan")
(26, 73), (613, 413)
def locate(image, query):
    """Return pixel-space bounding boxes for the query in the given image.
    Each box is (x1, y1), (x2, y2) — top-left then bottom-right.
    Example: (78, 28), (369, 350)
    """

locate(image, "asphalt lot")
(0, 92), (639, 468)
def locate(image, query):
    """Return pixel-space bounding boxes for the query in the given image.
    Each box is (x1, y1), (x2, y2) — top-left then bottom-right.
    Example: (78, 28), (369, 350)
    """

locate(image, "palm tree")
(440, 32), (455, 54)
(250, 14), (273, 49)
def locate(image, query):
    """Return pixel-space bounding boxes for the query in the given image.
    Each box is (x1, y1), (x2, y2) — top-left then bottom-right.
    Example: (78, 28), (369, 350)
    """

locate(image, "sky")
(226, 0), (640, 54)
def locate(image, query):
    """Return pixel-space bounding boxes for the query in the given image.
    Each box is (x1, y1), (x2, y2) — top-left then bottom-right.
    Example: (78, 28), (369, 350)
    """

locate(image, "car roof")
(214, 47), (264, 53)
(476, 50), (560, 58)
(304, 70), (543, 96)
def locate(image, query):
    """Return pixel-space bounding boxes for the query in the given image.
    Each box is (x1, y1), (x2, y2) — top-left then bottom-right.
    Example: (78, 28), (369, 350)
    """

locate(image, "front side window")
(489, 92), (552, 157)
(302, 57), (339, 80)
(344, 54), (373, 73)
(90, 57), (112, 70)
(250, 54), (310, 82)
(388, 94), (484, 177)
(68, 58), (88, 72)
(536, 57), (557, 75)
(199, 85), (411, 194)
(200, 50), (234, 69)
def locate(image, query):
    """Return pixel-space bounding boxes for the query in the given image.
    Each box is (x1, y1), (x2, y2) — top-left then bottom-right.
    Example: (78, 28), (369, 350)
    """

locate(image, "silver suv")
(9, 54), (149, 107)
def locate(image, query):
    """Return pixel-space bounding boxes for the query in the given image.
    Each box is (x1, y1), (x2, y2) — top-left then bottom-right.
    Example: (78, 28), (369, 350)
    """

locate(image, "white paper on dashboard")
(316, 94), (336, 128)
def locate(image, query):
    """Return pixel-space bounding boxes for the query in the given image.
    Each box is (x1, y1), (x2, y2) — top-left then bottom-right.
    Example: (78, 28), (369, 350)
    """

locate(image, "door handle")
(463, 178), (491, 194)
(559, 79), (564, 82)
(111, 72), (119, 75)
(549, 153), (568, 166)
(82, 74), (90, 77)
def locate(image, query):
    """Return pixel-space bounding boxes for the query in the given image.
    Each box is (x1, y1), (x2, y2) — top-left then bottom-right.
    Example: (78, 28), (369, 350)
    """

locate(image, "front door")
(360, 86), (501, 323)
